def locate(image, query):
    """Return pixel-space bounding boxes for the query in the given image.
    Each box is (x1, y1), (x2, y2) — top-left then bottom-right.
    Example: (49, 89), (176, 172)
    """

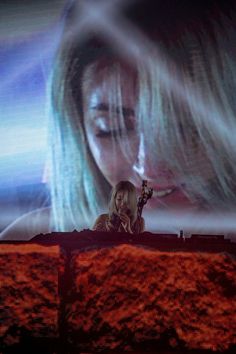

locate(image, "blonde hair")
(49, 0), (236, 231)
(108, 181), (138, 225)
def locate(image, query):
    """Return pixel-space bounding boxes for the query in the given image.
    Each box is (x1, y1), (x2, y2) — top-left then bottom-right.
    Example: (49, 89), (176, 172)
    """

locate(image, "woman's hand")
(119, 210), (132, 233)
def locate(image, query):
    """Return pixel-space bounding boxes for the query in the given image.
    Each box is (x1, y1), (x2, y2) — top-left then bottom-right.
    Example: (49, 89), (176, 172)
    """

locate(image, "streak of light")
(145, 209), (236, 239)
(64, 0), (236, 147)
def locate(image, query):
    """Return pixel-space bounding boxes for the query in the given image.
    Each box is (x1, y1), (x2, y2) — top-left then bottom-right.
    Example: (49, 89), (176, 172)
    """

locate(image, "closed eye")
(92, 103), (135, 117)
(95, 125), (134, 138)
(93, 115), (135, 139)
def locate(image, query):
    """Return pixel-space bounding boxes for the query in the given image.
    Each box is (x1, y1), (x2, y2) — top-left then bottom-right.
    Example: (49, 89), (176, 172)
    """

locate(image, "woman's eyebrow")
(91, 103), (134, 116)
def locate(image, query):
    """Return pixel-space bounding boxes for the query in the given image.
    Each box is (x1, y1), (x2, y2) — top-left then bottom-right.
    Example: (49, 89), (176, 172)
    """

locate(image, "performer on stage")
(93, 181), (145, 234)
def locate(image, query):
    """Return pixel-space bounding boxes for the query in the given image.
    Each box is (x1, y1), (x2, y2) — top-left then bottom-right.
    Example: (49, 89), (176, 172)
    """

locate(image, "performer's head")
(49, 0), (236, 230)
(108, 181), (138, 224)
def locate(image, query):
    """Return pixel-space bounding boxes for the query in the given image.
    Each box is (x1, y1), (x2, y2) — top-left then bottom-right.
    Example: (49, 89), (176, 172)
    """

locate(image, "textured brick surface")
(0, 244), (60, 348)
(67, 245), (236, 352)
(1, 236), (236, 353)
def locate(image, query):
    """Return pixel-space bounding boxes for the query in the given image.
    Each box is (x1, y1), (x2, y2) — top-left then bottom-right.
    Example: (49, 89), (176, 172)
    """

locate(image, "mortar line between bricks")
(58, 245), (72, 354)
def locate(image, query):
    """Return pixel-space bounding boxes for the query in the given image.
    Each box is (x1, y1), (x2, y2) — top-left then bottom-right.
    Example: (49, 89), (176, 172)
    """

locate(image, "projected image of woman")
(1, 0), (236, 239)
(49, 0), (236, 232)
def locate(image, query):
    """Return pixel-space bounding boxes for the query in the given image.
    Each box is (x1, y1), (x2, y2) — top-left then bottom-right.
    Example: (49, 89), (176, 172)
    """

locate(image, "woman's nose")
(120, 200), (124, 206)
(132, 133), (173, 183)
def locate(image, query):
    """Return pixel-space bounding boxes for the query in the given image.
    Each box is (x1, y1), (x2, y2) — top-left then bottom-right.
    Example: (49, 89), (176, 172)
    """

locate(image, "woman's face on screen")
(83, 60), (213, 211)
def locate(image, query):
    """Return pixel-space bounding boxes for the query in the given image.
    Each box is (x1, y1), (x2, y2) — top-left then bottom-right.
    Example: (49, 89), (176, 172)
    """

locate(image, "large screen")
(1, 0), (236, 240)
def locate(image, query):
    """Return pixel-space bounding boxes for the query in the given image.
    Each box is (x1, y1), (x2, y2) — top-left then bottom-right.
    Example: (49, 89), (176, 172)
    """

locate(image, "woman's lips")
(138, 185), (177, 198)
(137, 184), (191, 208)
(152, 186), (176, 198)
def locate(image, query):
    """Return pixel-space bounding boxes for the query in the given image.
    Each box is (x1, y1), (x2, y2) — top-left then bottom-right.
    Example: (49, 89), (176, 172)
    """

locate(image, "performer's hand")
(119, 209), (132, 233)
